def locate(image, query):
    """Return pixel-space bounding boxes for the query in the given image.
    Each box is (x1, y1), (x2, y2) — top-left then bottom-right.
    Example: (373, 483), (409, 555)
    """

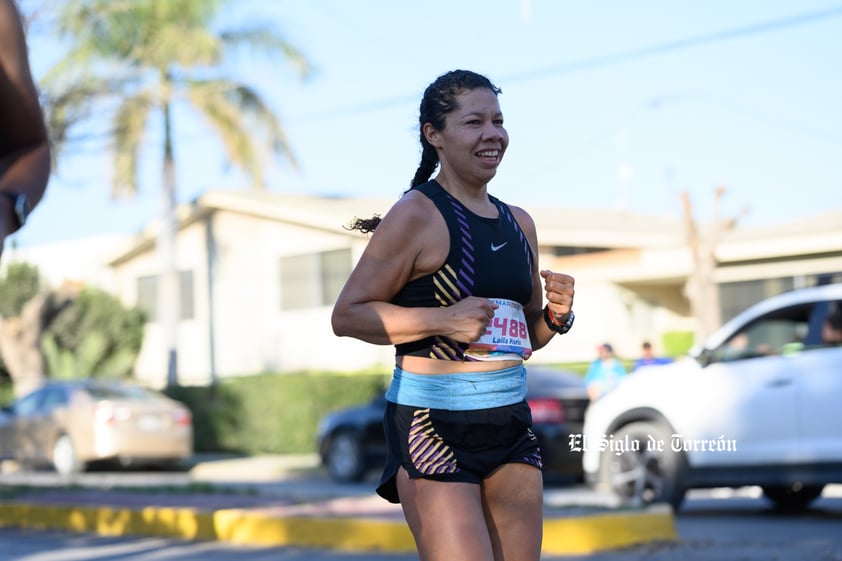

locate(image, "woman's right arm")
(331, 193), (495, 346)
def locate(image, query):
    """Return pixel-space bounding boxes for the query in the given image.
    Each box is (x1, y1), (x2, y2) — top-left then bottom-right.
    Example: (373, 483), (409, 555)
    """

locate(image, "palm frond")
(41, 0), (307, 195)
(186, 81), (264, 186)
(222, 83), (298, 169)
(151, 26), (221, 69)
(220, 26), (314, 78)
(55, 0), (223, 68)
(112, 92), (155, 198)
(42, 76), (131, 166)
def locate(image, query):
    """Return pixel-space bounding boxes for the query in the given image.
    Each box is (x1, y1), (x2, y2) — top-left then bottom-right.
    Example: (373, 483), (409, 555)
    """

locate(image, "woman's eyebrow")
(460, 110), (503, 118)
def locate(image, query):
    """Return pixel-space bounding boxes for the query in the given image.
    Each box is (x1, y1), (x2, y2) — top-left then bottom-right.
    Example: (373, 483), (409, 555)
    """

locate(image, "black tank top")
(392, 180), (534, 360)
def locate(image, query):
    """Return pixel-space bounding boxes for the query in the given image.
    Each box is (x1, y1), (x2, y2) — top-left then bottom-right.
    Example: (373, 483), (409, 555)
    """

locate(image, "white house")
(10, 189), (842, 388)
(4, 234), (134, 291)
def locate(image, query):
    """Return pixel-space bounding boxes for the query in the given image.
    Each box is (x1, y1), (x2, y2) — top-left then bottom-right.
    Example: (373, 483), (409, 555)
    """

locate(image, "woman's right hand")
(440, 297), (499, 343)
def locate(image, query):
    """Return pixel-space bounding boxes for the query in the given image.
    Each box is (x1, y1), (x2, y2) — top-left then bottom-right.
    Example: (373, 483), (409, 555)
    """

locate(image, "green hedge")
(165, 371), (388, 455)
(662, 330), (695, 356)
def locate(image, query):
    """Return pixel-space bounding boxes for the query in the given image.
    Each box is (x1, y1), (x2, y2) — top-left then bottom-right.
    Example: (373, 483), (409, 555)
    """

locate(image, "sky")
(14, 0), (842, 248)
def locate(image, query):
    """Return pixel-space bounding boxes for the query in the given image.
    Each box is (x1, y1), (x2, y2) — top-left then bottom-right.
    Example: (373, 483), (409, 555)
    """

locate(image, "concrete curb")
(543, 505), (676, 555)
(0, 500), (677, 555)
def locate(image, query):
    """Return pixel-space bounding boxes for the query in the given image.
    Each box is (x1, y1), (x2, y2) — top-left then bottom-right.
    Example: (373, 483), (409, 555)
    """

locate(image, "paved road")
(3, 458), (842, 560)
(0, 527), (411, 561)
(0, 454), (373, 498)
(2, 489), (841, 561)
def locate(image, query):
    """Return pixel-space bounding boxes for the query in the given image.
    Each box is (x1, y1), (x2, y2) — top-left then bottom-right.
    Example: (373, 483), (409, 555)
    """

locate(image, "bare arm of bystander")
(0, 0), (50, 247)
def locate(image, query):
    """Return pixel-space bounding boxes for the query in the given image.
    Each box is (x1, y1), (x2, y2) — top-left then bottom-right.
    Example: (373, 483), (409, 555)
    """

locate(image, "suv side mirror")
(695, 348), (714, 367)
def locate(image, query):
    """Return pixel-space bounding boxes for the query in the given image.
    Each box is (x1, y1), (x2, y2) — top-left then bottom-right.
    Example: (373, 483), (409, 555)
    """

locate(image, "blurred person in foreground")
(0, 0), (50, 259)
(584, 342), (627, 401)
(781, 305), (842, 356)
(822, 305), (842, 344)
(631, 340), (673, 372)
(332, 69), (575, 561)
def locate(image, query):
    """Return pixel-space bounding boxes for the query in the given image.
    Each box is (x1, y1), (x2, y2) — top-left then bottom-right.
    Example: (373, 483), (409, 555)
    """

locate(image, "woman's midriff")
(397, 355), (523, 375)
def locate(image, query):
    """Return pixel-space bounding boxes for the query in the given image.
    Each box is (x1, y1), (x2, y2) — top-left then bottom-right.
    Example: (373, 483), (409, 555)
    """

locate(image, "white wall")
(4, 234), (131, 290)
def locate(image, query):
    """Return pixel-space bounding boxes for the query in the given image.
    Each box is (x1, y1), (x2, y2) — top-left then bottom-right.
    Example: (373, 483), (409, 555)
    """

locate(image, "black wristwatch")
(543, 306), (575, 335)
(0, 191), (32, 232)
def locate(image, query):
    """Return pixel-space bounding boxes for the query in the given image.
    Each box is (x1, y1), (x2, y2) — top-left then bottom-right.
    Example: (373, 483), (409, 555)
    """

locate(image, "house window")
(321, 249), (352, 305)
(136, 270), (195, 322)
(281, 248), (352, 310)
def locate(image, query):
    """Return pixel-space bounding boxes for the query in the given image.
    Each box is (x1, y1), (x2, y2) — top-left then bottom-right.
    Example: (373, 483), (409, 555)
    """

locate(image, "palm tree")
(42, 0), (311, 386)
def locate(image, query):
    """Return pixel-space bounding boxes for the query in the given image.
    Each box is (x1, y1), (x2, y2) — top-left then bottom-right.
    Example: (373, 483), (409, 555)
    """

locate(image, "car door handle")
(766, 378), (793, 388)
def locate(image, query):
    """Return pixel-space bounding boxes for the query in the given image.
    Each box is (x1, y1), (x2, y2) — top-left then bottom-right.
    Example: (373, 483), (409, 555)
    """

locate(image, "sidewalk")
(0, 455), (677, 555)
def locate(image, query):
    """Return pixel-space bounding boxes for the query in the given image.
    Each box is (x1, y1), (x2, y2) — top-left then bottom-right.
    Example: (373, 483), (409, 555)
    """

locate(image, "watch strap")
(543, 306), (575, 335)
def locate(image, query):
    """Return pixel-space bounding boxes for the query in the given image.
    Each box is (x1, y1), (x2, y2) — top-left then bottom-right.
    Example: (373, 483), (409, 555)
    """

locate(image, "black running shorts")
(377, 399), (543, 503)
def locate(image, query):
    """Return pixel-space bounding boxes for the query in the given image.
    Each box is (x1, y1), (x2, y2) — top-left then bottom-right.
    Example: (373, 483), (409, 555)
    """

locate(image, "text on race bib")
(466, 298), (532, 361)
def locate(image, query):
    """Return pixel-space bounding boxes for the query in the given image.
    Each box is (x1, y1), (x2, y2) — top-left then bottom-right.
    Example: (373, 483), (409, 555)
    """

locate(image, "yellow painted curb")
(213, 509), (416, 552)
(0, 502), (676, 554)
(543, 505), (677, 555)
(0, 503), (417, 553)
(0, 503), (216, 541)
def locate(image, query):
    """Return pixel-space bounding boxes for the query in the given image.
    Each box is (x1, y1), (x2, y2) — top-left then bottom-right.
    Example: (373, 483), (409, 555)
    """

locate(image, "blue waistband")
(385, 365), (527, 411)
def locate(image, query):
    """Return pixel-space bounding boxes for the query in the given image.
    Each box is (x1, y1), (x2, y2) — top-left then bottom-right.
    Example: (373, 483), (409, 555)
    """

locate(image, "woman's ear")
(422, 122), (441, 148)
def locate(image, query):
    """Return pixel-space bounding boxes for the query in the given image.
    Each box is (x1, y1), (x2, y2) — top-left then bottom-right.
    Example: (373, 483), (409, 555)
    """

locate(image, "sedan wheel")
(52, 434), (83, 476)
(599, 421), (687, 510)
(762, 483), (824, 511)
(327, 431), (366, 482)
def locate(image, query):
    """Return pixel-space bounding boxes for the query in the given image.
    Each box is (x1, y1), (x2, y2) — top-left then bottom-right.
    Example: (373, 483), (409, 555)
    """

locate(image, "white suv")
(581, 283), (842, 511)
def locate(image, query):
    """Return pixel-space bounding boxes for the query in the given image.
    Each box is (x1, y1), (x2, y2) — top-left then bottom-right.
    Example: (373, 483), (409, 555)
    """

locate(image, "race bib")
(465, 298), (532, 361)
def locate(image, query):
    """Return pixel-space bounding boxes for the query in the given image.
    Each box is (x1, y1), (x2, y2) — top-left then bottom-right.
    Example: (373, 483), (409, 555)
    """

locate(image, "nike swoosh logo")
(491, 242), (508, 252)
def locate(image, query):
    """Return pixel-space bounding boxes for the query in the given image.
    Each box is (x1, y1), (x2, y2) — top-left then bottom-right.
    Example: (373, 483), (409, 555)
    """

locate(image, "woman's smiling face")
(427, 87), (508, 187)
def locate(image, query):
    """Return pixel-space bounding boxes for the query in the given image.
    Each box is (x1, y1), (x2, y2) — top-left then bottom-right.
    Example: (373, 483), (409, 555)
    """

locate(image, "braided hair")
(348, 70), (502, 233)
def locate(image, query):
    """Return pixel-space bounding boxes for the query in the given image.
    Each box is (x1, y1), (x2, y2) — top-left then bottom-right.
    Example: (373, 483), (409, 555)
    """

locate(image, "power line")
(502, 5), (842, 83)
(291, 5), (842, 123)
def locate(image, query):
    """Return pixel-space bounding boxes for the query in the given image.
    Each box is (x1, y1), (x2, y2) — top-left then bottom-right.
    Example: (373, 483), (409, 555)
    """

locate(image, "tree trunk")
(0, 292), (51, 398)
(681, 188), (744, 343)
(160, 101), (179, 387)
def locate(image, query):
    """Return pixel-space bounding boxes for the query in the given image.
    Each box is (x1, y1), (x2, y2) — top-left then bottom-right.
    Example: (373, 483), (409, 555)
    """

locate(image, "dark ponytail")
(410, 141), (439, 190)
(348, 69), (501, 233)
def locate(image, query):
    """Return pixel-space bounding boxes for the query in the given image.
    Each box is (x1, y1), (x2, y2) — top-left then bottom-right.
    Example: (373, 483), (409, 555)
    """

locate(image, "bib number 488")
(488, 317), (528, 340)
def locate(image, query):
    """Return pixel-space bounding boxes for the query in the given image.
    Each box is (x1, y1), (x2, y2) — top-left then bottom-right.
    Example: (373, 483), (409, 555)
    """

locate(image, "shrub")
(663, 330), (695, 356)
(166, 371), (387, 454)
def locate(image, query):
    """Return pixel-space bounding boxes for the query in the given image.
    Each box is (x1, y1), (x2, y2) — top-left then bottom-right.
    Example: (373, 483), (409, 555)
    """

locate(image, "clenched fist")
(540, 270), (574, 320)
(441, 296), (499, 343)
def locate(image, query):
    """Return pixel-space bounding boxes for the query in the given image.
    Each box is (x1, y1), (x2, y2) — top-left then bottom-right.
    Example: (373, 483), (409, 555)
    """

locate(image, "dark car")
(316, 366), (589, 483)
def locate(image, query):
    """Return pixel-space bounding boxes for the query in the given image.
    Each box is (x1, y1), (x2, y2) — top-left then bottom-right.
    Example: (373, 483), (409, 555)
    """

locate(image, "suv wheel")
(762, 483), (824, 511)
(52, 434), (83, 476)
(599, 420), (687, 510)
(326, 430), (366, 482)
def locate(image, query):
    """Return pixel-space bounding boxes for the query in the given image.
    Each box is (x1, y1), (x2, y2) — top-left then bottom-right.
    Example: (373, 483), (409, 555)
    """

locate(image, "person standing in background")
(584, 343), (626, 401)
(632, 340), (673, 372)
(0, 0), (50, 259)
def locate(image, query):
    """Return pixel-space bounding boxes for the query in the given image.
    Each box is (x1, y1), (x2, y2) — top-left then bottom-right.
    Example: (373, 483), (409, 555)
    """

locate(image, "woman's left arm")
(510, 205), (575, 351)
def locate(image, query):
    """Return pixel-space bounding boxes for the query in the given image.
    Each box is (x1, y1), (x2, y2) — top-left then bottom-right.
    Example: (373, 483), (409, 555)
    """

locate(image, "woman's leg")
(481, 463), (544, 561)
(396, 467), (495, 561)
